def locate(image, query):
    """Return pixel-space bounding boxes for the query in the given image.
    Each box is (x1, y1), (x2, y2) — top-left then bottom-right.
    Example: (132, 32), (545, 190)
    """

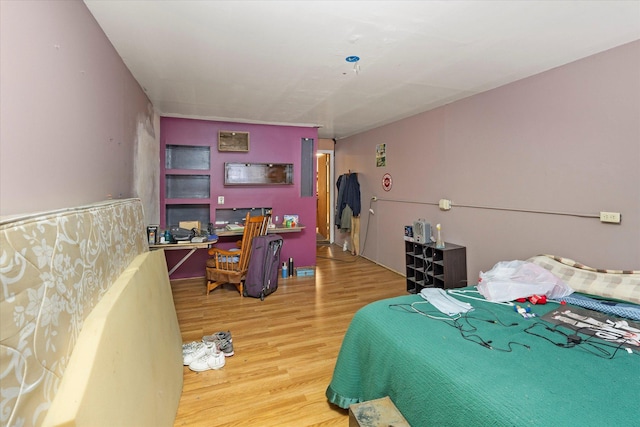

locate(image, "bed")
(326, 255), (640, 426)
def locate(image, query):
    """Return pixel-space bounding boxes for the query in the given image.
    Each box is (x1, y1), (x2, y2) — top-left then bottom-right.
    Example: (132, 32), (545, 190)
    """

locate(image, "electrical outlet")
(217, 196), (224, 205)
(600, 212), (621, 223)
(439, 199), (452, 211)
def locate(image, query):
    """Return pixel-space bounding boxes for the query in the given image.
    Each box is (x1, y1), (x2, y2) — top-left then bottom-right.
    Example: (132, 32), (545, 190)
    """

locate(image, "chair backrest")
(258, 214), (271, 236)
(237, 213), (268, 271)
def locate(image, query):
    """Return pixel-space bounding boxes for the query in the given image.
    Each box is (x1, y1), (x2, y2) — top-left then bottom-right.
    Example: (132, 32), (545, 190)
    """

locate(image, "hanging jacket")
(335, 173), (361, 228)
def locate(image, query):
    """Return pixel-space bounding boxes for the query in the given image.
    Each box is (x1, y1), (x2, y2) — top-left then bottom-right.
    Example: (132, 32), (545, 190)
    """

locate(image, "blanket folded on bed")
(528, 255), (640, 304)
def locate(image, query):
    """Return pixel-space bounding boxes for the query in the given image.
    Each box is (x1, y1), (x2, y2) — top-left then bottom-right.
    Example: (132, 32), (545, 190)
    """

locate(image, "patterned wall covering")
(0, 199), (148, 427)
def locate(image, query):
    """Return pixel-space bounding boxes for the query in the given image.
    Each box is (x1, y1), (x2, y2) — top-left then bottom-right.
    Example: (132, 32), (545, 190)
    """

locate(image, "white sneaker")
(182, 341), (201, 358)
(183, 342), (215, 366)
(188, 348), (226, 372)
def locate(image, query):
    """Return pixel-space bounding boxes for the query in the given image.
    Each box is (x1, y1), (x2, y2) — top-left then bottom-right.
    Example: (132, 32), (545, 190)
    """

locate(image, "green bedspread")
(326, 291), (639, 426)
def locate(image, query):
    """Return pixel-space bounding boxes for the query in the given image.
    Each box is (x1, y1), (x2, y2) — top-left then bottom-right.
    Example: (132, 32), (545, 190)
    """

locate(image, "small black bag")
(170, 227), (194, 242)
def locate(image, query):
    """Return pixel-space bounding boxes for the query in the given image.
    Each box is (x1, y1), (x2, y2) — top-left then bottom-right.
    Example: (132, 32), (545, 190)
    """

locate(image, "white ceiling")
(84, 1), (640, 140)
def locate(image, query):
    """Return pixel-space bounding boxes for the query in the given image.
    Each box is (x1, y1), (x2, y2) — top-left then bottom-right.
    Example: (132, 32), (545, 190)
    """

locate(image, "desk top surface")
(149, 225), (304, 248)
(149, 241), (215, 250)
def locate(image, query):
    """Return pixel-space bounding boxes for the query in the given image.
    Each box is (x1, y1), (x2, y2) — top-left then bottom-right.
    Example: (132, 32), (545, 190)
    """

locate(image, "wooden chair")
(205, 213), (269, 296)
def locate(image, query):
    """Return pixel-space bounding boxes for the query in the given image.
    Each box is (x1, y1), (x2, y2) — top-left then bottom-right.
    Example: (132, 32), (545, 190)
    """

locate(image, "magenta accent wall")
(336, 41), (640, 280)
(0, 1), (152, 216)
(160, 117), (318, 279)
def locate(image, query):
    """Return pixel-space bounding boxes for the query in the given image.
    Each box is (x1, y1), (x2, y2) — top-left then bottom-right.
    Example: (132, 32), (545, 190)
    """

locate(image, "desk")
(215, 225), (305, 237)
(149, 241), (217, 276)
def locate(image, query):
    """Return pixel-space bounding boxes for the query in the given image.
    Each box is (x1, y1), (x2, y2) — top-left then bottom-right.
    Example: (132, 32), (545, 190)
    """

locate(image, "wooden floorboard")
(172, 244), (406, 427)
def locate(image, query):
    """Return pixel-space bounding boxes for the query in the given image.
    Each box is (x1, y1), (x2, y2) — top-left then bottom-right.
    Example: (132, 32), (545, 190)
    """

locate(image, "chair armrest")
(207, 247), (241, 270)
(208, 247), (239, 256)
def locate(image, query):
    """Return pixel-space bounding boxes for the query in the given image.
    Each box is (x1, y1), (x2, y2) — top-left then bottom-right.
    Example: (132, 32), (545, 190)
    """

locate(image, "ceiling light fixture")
(345, 55), (361, 75)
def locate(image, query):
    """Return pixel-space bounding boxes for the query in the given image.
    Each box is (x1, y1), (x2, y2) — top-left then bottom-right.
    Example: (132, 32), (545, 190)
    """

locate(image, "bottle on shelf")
(435, 223), (445, 249)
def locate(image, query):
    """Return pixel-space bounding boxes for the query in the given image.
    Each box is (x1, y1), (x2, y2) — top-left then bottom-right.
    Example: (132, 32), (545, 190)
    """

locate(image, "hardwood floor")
(172, 244), (406, 427)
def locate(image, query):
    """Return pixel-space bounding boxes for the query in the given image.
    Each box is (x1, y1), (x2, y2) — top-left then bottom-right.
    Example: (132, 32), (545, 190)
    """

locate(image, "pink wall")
(336, 41), (640, 280)
(0, 1), (153, 217)
(160, 118), (318, 278)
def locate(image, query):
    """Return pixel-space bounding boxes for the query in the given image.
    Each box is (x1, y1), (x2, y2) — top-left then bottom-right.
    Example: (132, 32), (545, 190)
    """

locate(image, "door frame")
(317, 149), (335, 243)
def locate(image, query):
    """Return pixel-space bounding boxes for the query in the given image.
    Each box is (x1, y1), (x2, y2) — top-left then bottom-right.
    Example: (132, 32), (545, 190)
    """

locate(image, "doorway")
(316, 150), (334, 243)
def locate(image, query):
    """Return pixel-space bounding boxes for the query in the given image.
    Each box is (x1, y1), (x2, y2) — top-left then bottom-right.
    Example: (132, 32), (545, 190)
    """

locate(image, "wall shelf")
(165, 145), (210, 170)
(165, 174), (210, 199)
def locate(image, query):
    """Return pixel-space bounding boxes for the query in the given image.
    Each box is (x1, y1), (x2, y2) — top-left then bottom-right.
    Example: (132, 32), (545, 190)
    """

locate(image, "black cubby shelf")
(404, 239), (467, 294)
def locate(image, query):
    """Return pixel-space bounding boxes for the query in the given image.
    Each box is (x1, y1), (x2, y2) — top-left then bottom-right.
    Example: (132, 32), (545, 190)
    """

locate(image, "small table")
(149, 240), (217, 276)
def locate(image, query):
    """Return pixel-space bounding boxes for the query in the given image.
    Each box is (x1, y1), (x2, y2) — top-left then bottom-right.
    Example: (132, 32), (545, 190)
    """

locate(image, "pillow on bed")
(527, 255), (640, 304)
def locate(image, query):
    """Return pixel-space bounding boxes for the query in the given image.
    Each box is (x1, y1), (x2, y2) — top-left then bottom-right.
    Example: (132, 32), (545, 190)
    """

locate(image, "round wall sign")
(382, 173), (393, 192)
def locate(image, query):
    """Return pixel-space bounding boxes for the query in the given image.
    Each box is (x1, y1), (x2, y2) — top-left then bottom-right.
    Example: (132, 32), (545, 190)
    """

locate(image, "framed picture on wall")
(376, 143), (386, 167)
(218, 131), (250, 152)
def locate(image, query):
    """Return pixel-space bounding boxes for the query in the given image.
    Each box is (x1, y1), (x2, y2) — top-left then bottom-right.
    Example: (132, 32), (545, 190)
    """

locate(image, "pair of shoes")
(183, 341), (217, 366)
(202, 331), (234, 357)
(188, 346), (225, 372)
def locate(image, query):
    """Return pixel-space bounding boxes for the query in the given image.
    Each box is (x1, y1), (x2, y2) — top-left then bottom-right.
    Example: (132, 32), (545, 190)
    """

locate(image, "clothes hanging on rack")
(335, 172), (361, 232)
(339, 204), (353, 231)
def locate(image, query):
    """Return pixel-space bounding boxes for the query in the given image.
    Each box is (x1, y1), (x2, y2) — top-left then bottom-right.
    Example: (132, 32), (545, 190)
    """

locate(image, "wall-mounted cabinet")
(224, 163), (293, 185)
